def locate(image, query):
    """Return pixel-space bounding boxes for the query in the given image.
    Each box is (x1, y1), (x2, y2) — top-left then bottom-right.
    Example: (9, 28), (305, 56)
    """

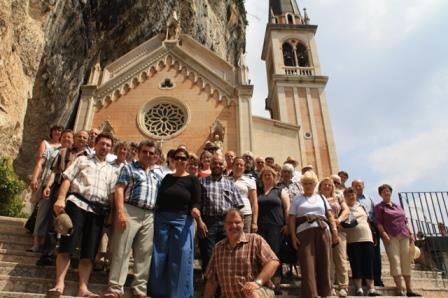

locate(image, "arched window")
(287, 14), (294, 24)
(282, 43), (296, 66)
(296, 43), (309, 67)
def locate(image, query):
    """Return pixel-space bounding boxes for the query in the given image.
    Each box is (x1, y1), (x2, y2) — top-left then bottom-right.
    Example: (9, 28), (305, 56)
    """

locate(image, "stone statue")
(165, 11), (180, 41)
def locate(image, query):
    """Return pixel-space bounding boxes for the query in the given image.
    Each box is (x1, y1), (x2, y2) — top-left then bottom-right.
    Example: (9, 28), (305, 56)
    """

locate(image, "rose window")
(143, 102), (186, 137)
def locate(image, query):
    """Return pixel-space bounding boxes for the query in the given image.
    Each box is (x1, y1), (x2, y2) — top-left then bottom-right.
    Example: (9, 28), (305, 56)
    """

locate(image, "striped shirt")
(205, 233), (278, 297)
(199, 175), (244, 216)
(116, 161), (161, 210)
(63, 155), (117, 213)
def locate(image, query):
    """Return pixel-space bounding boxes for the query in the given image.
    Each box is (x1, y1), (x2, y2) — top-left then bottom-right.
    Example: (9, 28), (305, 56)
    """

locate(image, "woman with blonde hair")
(318, 177), (350, 297)
(288, 171), (339, 298)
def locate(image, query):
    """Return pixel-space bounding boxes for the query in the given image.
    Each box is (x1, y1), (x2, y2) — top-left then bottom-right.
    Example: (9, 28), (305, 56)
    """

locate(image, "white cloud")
(368, 127), (448, 189)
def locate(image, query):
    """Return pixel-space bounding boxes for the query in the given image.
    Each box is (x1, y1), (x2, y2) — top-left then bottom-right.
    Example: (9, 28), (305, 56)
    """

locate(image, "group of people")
(26, 125), (421, 297)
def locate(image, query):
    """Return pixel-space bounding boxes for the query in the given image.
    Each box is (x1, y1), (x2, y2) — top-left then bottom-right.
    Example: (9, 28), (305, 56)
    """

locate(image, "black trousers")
(372, 224), (382, 283)
(198, 216), (225, 273)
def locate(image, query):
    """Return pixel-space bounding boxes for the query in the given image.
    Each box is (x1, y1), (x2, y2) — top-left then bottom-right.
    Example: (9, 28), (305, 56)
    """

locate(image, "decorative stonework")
(137, 98), (189, 139)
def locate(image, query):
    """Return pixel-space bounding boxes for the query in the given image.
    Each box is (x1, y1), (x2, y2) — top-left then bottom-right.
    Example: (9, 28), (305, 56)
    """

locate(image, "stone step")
(0, 233), (32, 245)
(0, 249), (40, 264)
(0, 224), (30, 235)
(0, 216), (27, 226)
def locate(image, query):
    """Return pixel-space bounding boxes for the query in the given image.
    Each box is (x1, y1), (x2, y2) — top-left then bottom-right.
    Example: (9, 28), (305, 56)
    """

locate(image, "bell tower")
(262, 0), (338, 177)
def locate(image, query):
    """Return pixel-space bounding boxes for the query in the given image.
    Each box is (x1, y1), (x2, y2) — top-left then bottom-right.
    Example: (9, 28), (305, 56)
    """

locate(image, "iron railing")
(399, 192), (448, 278)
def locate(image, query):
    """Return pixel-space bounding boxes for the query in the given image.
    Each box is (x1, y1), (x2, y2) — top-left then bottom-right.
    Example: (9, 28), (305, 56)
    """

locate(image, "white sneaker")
(356, 288), (364, 296)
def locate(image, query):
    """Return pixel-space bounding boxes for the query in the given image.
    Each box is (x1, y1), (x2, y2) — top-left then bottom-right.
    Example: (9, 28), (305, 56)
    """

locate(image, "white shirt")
(289, 194), (331, 234)
(232, 175), (256, 215)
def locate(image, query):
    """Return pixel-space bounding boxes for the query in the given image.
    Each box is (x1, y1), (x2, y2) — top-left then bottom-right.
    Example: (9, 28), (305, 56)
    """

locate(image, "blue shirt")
(357, 193), (376, 223)
(199, 175), (244, 216)
(116, 161), (161, 210)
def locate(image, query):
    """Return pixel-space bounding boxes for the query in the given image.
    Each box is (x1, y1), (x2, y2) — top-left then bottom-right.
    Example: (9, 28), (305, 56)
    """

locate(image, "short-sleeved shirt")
(156, 174), (201, 214)
(258, 186), (285, 226)
(357, 194), (376, 223)
(116, 161), (161, 210)
(199, 175), (244, 217)
(344, 202), (373, 243)
(63, 155), (117, 213)
(374, 201), (410, 238)
(231, 175), (256, 215)
(277, 181), (303, 203)
(289, 194), (331, 234)
(205, 233), (279, 298)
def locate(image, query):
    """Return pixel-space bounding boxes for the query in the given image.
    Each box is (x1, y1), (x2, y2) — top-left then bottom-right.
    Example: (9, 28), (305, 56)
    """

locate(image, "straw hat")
(409, 242), (421, 261)
(54, 213), (73, 236)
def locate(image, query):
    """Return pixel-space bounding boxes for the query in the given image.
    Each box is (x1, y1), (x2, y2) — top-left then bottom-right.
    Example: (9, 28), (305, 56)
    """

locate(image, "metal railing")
(283, 66), (314, 76)
(399, 192), (448, 278)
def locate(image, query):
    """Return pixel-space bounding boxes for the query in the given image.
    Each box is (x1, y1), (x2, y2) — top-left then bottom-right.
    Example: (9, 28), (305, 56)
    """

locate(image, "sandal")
(103, 292), (120, 298)
(78, 291), (100, 298)
(47, 287), (63, 297)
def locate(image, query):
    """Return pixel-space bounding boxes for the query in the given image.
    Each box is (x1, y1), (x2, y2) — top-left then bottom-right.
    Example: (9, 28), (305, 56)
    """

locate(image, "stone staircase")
(1, 216), (448, 297)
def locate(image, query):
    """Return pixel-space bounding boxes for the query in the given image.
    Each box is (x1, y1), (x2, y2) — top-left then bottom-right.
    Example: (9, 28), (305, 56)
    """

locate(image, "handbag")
(279, 235), (297, 264)
(341, 211), (358, 228)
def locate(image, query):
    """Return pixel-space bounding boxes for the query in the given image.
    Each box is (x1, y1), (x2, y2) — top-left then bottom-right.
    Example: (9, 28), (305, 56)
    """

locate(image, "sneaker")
(368, 289), (381, 296)
(338, 288), (348, 297)
(406, 292), (422, 297)
(356, 288), (364, 296)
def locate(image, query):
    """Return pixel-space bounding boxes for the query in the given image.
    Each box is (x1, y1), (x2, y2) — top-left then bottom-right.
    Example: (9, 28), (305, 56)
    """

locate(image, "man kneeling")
(204, 208), (280, 298)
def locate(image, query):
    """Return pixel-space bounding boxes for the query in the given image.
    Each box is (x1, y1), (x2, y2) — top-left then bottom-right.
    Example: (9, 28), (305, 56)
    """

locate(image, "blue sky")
(245, 0), (448, 198)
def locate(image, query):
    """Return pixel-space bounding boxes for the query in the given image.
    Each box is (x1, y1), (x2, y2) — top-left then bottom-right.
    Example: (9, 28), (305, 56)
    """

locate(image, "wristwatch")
(255, 279), (263, 287)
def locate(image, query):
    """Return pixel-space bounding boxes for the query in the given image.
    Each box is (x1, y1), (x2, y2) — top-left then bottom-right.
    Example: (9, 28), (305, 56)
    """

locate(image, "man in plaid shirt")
(105, 140), (161, 298)
(51, 132), (117, 297)
(204, 208), (279, 298)
(198, 154), (244, 273)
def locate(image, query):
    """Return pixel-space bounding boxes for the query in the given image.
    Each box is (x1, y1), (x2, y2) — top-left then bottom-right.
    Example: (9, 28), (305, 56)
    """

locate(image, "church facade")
(73, 0), (338, 177)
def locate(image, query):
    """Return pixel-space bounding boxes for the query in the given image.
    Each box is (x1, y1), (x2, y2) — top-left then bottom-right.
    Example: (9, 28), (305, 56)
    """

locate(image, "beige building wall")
(91, 67), (238, 155)
(252, 116), (301, 164)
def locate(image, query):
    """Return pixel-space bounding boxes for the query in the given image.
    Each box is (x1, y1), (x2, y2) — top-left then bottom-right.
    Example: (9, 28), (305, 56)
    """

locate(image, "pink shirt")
(374, 201), (410, 237)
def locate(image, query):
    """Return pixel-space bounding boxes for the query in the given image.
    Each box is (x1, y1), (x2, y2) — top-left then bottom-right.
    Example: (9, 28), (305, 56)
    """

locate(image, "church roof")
(269, 0), (300, 17)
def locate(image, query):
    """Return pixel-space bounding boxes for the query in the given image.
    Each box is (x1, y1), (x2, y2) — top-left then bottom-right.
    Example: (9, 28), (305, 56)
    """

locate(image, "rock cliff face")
(0, 0), (246, 177)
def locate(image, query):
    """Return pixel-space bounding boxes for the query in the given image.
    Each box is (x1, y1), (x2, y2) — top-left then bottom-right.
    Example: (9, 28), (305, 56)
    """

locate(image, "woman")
(257, 167), (289, 292)
(278, 163), (303, 199)
(197, 150), (212, 177)
(28, 126), (66, 252)
(288, 171), (339, 298)
(187, 153), (199, 176)
(151, 148), (205, 298)
(318, 177), (350, 297)
(375, 184), (421, 296)
(230, 157), (258, 232)
(343, 187), (379, 296)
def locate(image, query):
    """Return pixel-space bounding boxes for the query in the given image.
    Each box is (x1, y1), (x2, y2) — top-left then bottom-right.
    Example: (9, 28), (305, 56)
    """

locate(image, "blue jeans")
(198, 215), (226, 273)
(150, 212), (194, 298)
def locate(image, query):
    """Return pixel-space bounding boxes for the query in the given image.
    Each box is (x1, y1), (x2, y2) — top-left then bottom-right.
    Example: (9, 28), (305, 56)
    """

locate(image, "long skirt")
(150, 211), (195, 298)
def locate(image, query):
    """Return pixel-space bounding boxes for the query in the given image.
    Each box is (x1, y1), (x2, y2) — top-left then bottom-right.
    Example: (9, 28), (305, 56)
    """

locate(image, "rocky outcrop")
(0, 0), (246, 177)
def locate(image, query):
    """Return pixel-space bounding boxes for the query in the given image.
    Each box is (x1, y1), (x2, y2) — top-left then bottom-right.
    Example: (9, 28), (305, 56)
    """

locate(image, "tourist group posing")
(27, 125), (421, 297)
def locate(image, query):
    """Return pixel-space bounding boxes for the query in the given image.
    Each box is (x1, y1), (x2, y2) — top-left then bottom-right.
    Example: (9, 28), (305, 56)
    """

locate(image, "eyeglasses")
(256, 161), (265, 164)
(175, 156), (188, 161)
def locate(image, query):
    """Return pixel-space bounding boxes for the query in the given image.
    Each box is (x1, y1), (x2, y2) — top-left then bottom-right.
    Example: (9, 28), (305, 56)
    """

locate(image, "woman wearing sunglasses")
(151, 148), (205, 298)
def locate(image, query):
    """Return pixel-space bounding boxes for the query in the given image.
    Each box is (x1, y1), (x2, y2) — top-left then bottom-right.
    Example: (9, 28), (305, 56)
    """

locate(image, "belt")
(296, 214), (328, 229)
(125, 201), (153, 211)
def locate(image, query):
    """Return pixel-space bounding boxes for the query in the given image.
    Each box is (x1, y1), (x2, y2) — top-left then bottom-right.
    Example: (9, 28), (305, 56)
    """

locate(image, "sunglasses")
(175, 156), (188, 161)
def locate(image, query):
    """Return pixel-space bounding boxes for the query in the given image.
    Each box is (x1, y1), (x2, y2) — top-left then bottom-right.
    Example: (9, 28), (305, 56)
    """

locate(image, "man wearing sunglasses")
(105, 140), (161, 298)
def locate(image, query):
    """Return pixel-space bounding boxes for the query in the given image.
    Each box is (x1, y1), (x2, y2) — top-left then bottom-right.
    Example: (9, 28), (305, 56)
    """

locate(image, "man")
(198, 154), (245, 273)
(224, 150), (236, 175)
(50, 133), (117, 297)
(338, 170), (349, 190)
(352, 179), (384, 287)
(204, 208), (280, 298)
(265, 156), (275, 168)
(254, 157), (265, 177)
(85, 128), (100, 156)
(104, 140), (161, 298)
